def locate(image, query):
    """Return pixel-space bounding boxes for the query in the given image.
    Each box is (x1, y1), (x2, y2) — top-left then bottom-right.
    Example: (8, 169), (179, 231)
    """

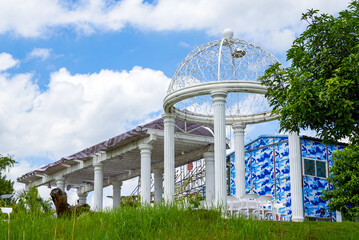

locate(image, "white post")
(112, 181), (122, 208)
(56, 177), (65, 191)
(211, 90), (228, 209)
(93, 162), (104, 211)
(25, 183), (34, 191)
(163, 113), (175, 203)
(203, 152), (215, 203)
(139, 143), (153, 205)
(233, 123), (246, 199)
(77, 191), (88, 205)
(336, 211), (343, 222)
(153, 168), (163, 203)
(289, 132), (304, 222)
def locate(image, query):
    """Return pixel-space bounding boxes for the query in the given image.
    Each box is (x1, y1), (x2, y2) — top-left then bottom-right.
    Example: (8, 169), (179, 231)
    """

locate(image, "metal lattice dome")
(164, 29), (282, 125)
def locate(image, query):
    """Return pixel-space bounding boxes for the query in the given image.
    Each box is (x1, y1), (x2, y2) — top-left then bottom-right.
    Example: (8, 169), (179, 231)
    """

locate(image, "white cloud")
(0, 52), (19, 71)
(1, 65), (169, 204)
(0, 0), (350, 53)
(27, 48), (52, 61)
(179, 41), (190, 48)
(299, 129), (319, 138)
(0, 66), (170, 159)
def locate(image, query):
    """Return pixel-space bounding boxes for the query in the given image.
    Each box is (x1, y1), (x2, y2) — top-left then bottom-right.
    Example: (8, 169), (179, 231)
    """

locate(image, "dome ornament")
(222, 28), (234, 39)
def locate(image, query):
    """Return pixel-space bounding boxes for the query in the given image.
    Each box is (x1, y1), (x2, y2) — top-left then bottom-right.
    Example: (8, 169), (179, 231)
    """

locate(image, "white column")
(25, 183), (34, 192)
(93, 162), (104, 211)
(77, 191), (88, 205)
(336, 211), (343, 222)
(153, 168), (163, 203)
(163, 113), (175, 203)
(203, 152), (215, 202)
(112, 181), (122, 208)
(233, 123), (246, 199)
(56, 177), (65, 191)
(139, 143), (153, 205)
(211, 90), (228, 209)
(289, 132), (304, 222)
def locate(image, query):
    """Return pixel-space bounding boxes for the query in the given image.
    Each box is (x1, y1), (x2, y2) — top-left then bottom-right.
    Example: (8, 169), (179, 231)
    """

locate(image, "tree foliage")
(0, 154), (16, 202)
(260, 1), (359, 144)
(260, 1), (359, 219)
(322, 144), (359, 220)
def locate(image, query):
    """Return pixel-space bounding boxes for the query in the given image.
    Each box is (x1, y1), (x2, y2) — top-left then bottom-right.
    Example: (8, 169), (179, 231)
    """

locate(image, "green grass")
(1, 205), (359, 240)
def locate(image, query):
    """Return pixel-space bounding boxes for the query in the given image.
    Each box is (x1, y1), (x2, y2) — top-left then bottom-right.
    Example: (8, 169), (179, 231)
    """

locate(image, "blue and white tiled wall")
(301, 139), (330, 219)
(230, 136), (291, 219)
(229, 135), (345, 221)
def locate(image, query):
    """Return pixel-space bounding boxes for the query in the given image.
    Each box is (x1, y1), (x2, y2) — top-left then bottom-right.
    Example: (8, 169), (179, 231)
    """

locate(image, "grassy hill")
(1, 205), (359, 239)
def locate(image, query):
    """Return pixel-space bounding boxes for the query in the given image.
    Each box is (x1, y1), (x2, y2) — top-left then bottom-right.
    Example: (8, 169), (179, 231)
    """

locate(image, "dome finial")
(223, 28), (234, 39)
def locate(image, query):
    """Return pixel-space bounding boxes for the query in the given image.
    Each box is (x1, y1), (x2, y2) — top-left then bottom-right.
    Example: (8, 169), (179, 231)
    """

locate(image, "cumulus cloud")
(0, 66), (170, 159)
(0, 0), (350, 53)
(27, 48), (52, 61)
(0, 52), (19, 71)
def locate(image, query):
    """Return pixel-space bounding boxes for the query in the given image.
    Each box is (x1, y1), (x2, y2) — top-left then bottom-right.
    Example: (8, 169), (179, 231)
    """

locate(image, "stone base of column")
(292, 216), (305, 222)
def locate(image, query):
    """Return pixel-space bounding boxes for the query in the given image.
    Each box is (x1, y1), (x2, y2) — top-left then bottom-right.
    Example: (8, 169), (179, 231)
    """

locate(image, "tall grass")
(1, 205), (358, 239)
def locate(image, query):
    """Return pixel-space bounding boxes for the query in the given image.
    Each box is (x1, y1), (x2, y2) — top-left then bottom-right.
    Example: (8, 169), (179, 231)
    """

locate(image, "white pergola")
(18, 118), (215, 209)
(162, 29), (304, 221)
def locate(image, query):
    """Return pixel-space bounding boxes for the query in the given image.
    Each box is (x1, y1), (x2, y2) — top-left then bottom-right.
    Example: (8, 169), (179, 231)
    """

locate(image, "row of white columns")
(56, 168), (163, 210)
(54, 92), (305, 221)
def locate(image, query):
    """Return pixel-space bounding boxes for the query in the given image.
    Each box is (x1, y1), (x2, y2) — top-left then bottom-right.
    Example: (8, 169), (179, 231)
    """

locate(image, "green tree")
(0, 154), (16, 206)
(322, 145), (359, 221)
(259, 1), (359, 219)
(260, 1), (359, 144)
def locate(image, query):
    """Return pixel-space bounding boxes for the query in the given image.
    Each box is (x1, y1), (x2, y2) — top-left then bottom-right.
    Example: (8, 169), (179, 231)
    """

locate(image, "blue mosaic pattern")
(274, 137), (287, 144)
(230, 155), (236, 195)
(245, 151), (252, 194)
(301, 139), (331, 219)
(303, 176), (331, 218)
(274, 141), (291, 218)
(302, 139), (327, 160)
(252, 147), (274, 196)
(251, 137), (273, 150)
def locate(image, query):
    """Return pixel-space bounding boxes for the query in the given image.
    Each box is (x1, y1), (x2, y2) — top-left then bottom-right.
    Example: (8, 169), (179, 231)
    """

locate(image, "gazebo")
(162, 29), (304, 221)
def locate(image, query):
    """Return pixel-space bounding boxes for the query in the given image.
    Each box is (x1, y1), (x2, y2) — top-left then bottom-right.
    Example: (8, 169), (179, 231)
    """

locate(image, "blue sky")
(0, 0), (350, 206)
